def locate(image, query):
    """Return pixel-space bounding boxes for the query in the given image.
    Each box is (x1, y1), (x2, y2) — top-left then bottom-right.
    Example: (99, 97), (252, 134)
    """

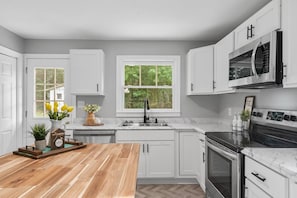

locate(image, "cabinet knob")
(96, 84), (99, 92)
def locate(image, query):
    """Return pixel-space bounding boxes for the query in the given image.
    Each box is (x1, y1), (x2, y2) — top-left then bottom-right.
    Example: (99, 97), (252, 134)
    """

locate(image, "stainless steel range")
(205, 108), (297, 198)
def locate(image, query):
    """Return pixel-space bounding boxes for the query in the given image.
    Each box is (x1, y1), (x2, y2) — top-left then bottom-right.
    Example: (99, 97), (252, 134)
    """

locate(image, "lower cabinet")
(179, 131), (206, 191)
(244, 156), (288, 198)
(289, 179), (297, 198)
(245, 179), (270, 198)
(179, 132), (199, 176)
(198, 133), (206, 191)
(116, 130), (175, 178)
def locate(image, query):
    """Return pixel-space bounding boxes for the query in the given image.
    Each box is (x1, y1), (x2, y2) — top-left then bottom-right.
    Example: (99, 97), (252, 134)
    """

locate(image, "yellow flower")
(67, 106), (74, 112)
(61, 104), (68, 111)
(45, 103), (52, 111)
(54, 101), (58, 108)
(54, 106), (58, 113)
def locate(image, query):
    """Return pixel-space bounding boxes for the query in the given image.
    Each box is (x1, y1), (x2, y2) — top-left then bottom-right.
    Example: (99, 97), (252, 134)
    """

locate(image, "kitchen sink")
(121, 121), (169, 127)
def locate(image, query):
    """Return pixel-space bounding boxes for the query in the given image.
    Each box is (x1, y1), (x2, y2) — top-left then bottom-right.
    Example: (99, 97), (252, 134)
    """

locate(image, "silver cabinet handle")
(96, 84), (99, 92)
(251, 172), (266, 182)
(147, 144), (149, 153)
(143, 144), (145, 153)
(191, 83), (193, 91)
(203, 152), (205, 163)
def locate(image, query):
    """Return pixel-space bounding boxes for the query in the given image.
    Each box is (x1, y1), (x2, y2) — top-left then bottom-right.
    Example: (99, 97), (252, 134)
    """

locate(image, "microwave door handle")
(251, 41), (261, 78)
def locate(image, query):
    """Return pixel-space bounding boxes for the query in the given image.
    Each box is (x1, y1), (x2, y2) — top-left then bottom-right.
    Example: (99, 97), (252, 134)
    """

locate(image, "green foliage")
(30, 124), (49, 141)
(124, 65), (173, 109)
(240, 110), (250, 121)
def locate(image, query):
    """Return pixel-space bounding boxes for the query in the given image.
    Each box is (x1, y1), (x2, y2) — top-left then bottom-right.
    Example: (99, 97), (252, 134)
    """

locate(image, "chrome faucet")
(143, 98), (150, 123)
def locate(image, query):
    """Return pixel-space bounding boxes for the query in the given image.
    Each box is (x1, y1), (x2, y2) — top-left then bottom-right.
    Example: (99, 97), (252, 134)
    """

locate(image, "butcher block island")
(0, 143), (140, 198)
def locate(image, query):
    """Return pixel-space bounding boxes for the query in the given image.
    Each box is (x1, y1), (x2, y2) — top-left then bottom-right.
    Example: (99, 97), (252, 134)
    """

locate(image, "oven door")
(228, 31), (279, 88)
(206, 139), (241, 198)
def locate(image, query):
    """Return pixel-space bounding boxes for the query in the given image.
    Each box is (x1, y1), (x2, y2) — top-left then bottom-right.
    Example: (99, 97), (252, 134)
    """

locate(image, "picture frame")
(243, 96), (255, 114)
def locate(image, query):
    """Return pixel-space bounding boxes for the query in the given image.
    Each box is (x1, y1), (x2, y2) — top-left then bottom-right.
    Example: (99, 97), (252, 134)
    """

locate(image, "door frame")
(0, 46), (23, 148)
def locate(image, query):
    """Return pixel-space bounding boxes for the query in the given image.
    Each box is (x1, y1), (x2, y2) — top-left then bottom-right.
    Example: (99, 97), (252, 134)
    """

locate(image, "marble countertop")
(242, 147), (297, 181)
(65, 121), (232, 134)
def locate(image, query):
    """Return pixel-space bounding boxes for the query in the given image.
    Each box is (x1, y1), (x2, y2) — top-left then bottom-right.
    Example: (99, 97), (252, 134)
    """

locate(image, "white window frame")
(116, 55), (180, 117)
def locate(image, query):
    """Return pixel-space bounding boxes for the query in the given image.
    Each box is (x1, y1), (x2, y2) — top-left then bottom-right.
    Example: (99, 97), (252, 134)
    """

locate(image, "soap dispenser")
(232, 115), (237, 131)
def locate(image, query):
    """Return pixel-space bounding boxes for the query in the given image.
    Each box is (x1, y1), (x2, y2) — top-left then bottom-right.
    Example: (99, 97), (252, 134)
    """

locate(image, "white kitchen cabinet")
(116, 130), (175, 178)
(245, 179), (271, 198)
(282, 0), (297, 88)
(245, 156), (288, 198)
(179, 132), (199, 176)
(70, 49), (104, 95)
(186, 45), (214, 95)
(214, 32), (235, 94)
(234, 0), (281, 49)
(198, 133), (206, 191)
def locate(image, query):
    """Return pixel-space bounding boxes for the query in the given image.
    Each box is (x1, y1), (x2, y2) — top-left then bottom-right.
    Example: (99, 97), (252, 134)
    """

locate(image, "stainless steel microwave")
(229, 31), (283, 88)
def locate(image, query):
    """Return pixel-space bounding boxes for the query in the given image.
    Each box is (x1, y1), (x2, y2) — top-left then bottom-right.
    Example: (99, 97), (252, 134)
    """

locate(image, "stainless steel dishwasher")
(73, 130), (115, 144)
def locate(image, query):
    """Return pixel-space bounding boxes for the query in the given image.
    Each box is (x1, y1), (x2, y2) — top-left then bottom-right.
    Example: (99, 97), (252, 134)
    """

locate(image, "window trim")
(116, 55), (180, 117)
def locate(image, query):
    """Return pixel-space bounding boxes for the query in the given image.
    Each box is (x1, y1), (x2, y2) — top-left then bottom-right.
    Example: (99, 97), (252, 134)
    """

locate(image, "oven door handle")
(207, 141), (237, 161)
(251, 41), (261, 78)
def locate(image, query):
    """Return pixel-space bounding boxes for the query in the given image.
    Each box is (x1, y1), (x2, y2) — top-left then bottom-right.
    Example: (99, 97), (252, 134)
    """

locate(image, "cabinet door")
(137, 143), (147, 178)
(234, 0), (281, 49)
(70, 49), (104, 95)
(245, 179), (271, 198)
(187, 45), (214, 95)
(282, 0), (297, 88)
(214, 32), (234, 93)
(179, 132), (200, 176)
(198, 133), (206, 191)
(146, 141), (175, 177)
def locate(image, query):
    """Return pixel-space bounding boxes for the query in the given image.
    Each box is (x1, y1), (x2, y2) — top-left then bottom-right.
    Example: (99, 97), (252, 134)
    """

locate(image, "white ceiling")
(0, 0), (271, 41)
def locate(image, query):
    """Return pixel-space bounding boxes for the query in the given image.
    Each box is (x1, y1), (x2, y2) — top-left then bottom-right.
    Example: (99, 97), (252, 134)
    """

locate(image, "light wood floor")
(136, 184), (205, 198)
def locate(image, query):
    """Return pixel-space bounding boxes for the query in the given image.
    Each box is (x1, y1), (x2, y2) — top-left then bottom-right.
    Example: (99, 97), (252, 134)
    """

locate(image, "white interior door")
(26, 57), (69, 145)
(0, 54), (17, 155)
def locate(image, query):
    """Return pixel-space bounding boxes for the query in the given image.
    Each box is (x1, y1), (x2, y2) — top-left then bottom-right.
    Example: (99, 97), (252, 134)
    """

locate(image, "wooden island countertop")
(0, 143), (140, 198)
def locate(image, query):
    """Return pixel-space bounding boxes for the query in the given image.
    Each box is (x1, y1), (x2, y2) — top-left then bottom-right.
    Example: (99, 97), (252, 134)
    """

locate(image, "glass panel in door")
(229, 50), (253, 80)
(208, 148), (232, 198)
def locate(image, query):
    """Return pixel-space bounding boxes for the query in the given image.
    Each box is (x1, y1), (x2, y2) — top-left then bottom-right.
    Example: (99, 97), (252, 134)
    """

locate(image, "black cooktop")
(206, 123), (297, 152)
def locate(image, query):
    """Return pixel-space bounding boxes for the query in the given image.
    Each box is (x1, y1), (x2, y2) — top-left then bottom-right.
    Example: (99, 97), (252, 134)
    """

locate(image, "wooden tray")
(13, 142), (87, 159)
(83, 123), (104, 126)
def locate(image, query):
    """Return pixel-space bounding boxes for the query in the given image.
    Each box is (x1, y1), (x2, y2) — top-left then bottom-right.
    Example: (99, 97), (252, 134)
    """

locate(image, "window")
(34, 68), (65, 117)
(116, 56), (180, 117)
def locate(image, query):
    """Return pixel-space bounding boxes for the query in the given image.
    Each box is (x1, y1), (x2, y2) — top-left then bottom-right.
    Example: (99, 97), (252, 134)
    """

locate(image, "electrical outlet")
(228, 108), (232, 116)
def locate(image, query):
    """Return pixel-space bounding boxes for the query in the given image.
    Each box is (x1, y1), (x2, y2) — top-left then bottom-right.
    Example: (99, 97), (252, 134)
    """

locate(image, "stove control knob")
(256, 112), (263, 117)
(284, 114), (291, 121)
(252, 112), (257, 116)
(290, 115), (297, 122)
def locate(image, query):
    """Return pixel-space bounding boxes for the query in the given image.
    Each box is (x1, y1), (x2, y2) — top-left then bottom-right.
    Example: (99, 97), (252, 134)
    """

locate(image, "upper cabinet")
(70, 49), (104, 95)
(187, 45), (214, 95)
(234, 0), (281, 49)
(282, 0), (297, 88)
(214, 32), (235, 94)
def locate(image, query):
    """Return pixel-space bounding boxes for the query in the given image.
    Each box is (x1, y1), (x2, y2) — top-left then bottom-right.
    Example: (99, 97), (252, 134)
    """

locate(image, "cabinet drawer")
(245, 157), (288, 198)
(116, 130), (175, 141)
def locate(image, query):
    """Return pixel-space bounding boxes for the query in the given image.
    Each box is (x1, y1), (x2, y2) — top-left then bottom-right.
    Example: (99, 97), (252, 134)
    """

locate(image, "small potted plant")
(83, 104), (101, 125)
(240, 110), (250, 130)
(30, 124), (49, 151)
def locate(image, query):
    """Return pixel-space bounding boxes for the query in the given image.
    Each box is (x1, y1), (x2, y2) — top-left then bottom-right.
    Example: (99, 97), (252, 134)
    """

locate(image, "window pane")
(35, 102), (45, 117)
(35, 85), (44, 100)
(55, 86), (64, 101)
(46, 84), (55, 100)
(125, 65), (139, 86)
(141, 66), (156, 86)
(124, 88), (172, 109)
(56, 69), (64, 84)
(35, 69), (44, 84)
(46, 69), (55, 84)
(157, 66), (172, 86)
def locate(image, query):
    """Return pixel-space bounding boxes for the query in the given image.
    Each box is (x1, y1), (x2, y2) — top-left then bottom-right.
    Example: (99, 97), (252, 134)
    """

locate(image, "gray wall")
(218, 88), (297, 119)
(0, 26), (24, 53)
(24, 39), (220, 118)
